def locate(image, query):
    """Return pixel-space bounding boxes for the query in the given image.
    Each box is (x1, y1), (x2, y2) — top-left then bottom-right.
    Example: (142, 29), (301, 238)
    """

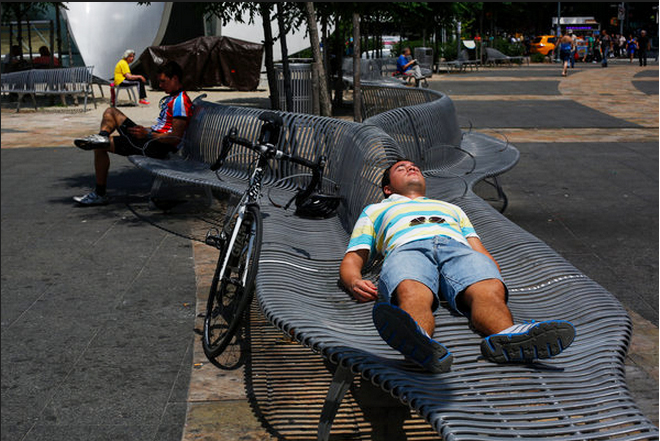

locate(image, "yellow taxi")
(530, 35), (557, 55)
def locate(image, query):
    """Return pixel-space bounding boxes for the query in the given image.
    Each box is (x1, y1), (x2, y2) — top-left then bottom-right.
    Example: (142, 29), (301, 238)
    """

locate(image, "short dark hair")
(381, 158), (413, 196)
(157, 60), (183, 82)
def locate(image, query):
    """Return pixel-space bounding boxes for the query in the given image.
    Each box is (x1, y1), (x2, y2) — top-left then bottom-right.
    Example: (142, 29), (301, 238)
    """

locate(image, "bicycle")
(201, 112), (340, 360)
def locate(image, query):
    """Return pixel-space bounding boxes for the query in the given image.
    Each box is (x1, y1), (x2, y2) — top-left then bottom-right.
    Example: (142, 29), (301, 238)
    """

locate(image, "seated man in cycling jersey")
(339, 159), (575, 373)
(73, 61), (192, 206)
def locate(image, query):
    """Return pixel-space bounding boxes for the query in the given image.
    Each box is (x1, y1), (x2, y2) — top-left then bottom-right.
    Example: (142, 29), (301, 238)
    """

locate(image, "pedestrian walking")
(627, 35), (638, 64)
(558, 33), (574, 77)
(637, 30), (650, 67)
(600, 30), (612, 67)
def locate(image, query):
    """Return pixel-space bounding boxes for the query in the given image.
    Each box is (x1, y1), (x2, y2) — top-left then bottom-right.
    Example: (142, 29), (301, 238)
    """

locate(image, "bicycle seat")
(258, 112), (283, 146)
(258, 111), (283, 127)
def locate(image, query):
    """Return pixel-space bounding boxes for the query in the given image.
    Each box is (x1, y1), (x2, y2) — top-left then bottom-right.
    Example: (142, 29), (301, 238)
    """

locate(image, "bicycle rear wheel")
(203, 204), (262, 359)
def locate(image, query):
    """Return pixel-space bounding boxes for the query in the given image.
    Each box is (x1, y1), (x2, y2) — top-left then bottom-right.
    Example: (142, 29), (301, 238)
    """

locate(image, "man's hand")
(127, 125), (150, 139)
(340, 249), (378, 303)
(349, 279), (378, 303)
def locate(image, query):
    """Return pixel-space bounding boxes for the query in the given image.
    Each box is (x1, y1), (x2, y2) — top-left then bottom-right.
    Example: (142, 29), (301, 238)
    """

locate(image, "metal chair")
(110, 80), (139, 106)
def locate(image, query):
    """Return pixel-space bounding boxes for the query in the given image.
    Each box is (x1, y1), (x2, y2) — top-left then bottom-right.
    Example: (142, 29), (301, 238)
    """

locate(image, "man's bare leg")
(463, 279), (575, 363)
(373, 279), (452, 373)
(94, 148), (111, 187)
(460, 279), (512, 335)
(395, 279), (436, 336)
(100, 107), (128, 134)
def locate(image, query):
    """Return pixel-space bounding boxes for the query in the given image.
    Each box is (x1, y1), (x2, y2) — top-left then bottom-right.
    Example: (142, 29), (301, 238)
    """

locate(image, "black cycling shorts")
(113, 118), (176, 159)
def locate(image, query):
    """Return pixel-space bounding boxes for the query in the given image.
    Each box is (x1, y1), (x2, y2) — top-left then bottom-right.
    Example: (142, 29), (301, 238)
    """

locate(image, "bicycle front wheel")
(203, 203), (262, 359)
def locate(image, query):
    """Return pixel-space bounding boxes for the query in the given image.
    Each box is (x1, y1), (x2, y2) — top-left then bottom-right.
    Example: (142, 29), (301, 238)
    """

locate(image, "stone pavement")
(1, 59), (657, 440)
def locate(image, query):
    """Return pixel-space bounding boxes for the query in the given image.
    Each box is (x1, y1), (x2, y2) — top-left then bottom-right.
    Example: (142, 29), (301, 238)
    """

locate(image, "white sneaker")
(73, 191), (108, 206)
(481, 320), (575, 363)
(74, 134), (110, 150)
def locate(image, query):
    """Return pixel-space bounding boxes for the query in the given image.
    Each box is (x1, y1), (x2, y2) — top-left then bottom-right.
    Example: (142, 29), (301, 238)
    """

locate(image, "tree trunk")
(322, 18), (328, 92)
(332, 13), (343, 108)
(260, 4), (279, 110)
(276, 3), (292, 112)
(17, 12), (24, 62)
(352, 12), (361, 123)
(27, 17), (33, 63)
(49, 19), (55, 68)
(55, 4), (63, 67)
(304, 2), (331, 116)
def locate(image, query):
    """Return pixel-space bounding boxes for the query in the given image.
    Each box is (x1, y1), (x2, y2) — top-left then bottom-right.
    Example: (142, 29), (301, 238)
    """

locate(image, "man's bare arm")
(467, 237), (501, 272)
(339, 249), (378, 302)
(127, 118), (187, 146)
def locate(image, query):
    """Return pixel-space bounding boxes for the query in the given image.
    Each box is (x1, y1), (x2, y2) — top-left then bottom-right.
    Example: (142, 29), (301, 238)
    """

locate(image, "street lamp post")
(457, 21), (462, 58)
(556, 2), (561, 63)
(557, 2), (562, 37)
(618, 2), (625, 35)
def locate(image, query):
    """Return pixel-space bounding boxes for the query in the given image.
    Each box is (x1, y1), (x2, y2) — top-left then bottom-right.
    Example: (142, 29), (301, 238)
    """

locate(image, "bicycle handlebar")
(210, 127), (328, 203)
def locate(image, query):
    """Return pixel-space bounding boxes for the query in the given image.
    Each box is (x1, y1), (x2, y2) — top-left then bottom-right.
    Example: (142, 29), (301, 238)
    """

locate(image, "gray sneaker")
(73, 191), (108, 206)
(74, 134), (110, 150)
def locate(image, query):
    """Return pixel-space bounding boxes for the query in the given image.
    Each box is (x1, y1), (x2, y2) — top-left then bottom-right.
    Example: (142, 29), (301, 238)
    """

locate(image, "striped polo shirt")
(346, 194), (479, 259)
(151, 90), (193, 134)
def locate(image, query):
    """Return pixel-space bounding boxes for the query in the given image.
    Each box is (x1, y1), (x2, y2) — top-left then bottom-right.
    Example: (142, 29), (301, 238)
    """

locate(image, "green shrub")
(530, 53), (546, 63)
(492, 37), (524, 57)
(437, 41), (458, 61)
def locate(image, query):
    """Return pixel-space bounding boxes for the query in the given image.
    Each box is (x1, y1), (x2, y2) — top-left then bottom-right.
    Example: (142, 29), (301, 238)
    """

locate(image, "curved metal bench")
(0, 66), (96, 112)
(364, 85), (519, 210)
(128, 92), (657, 440)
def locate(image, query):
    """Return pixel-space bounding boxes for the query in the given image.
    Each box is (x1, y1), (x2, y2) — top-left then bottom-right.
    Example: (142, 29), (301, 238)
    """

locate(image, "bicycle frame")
(215, 155), (266, 287)
(203, 115), (335, 360)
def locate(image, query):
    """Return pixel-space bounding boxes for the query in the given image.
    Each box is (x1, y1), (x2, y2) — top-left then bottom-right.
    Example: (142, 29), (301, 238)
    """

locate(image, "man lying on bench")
(339, 158), (576, 373)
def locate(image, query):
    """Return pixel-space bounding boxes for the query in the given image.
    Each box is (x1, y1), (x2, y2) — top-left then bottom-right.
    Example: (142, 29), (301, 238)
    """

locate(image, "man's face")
(384, 160), (425, 196)
(126, 54), (135, 63)
(158, 73), (179, 94)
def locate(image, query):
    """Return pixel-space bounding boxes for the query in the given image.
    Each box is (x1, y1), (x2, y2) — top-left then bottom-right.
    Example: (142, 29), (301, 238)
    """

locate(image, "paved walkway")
(1, 60), (657, 440)
(182, 61), (659, 440)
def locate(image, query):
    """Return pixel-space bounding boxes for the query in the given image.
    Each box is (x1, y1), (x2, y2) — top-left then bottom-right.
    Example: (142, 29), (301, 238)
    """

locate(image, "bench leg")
(483, 176), (509, 213)
(317, 364), (354, 441)
(148, 177), (167, 210)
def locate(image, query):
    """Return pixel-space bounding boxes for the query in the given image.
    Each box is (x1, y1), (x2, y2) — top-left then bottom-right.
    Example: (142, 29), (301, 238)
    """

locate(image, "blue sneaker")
(481, 320), (575, 363)
(372, 303), (453, 373)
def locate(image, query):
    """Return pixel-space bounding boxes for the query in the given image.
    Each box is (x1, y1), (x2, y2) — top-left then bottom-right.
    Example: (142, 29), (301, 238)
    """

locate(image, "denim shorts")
(377, 236), (506, 315)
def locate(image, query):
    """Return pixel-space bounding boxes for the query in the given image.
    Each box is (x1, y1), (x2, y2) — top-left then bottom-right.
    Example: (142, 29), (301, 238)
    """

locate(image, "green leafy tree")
(2, 2), (68, 67)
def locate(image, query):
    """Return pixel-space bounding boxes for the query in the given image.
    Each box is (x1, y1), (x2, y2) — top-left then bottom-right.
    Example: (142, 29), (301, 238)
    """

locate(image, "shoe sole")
(481, 320), (575, 363)
(373, 303), (453, 373)
(74, 139), (109, 151)
(73, 196), (108, 206)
